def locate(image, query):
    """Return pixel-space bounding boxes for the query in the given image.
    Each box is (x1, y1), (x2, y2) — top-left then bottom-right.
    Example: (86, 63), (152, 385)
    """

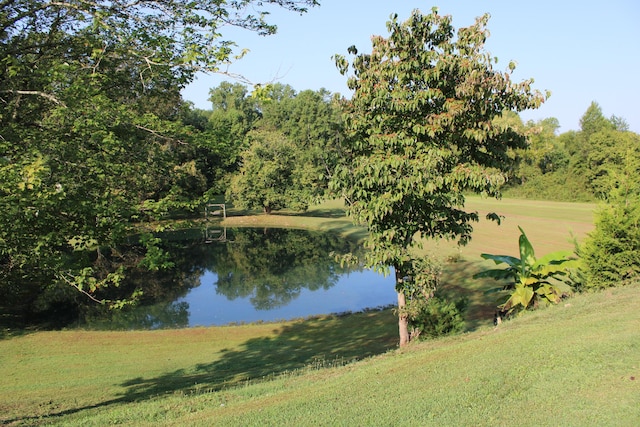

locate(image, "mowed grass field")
(222, 196), (595, 259)
(3, 197), (627, 427)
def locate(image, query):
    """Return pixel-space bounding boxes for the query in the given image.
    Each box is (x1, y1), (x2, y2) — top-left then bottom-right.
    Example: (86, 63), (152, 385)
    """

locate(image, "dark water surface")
(77, 227), (396, 330)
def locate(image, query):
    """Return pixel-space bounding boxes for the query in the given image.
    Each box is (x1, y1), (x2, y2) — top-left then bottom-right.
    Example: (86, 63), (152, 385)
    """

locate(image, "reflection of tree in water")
(78, 301), (190, 330)
(4, 227), (363, 330)
(211, 228), (362, 310)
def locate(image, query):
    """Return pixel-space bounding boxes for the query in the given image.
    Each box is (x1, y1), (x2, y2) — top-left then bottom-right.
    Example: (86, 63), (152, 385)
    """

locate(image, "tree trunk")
(396, 268), (410, 346)
(397, 290), (410, 346)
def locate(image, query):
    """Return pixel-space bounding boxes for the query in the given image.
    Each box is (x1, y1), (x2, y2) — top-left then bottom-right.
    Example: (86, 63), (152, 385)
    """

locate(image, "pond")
(75, 227), (397, 330)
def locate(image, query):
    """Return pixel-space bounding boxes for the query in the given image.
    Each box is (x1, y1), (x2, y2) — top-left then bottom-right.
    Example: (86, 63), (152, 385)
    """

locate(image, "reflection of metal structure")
(205, 203), (226, 220)
(204, 203), (228, 242)
(204, 226), (227, 243)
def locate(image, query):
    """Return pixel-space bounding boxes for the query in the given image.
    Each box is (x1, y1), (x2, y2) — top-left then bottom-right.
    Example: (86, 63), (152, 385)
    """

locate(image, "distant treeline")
(501, 102), (638, 202)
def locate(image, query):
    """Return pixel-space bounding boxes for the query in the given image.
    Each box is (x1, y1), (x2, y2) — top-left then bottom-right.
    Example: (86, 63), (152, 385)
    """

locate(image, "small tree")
(581, 148), (640, 289)
(331, 8), (545, 346)
(581, 199), (640, 289)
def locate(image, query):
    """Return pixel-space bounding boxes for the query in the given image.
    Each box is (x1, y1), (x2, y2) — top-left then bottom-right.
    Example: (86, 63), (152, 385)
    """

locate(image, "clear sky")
(182, 0), (640, 133)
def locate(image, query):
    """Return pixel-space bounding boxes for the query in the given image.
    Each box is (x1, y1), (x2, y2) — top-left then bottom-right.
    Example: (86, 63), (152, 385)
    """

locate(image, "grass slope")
(1, 285), (638, 426)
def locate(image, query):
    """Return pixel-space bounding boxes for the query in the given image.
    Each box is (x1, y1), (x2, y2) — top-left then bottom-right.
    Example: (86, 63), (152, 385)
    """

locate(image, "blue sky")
(182, 0), (640, 133)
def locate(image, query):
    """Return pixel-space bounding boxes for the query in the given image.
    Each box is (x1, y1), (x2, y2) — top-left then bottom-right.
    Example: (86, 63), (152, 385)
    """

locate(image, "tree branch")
(58, 272), (106, 305)
(1, 90), (67, 107)
(133, 124), (186, 145)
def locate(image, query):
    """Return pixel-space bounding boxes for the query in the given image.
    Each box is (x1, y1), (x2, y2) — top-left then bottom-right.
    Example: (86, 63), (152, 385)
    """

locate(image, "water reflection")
(78, 227), (396, 330)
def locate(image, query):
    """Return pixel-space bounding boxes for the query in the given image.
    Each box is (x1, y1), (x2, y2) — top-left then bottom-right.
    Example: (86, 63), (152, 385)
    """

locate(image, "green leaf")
(504, 283), (534, 311)
(533, 250), (573, 269)
(480, 253), (521, 267)
(518, 226), (536, 269)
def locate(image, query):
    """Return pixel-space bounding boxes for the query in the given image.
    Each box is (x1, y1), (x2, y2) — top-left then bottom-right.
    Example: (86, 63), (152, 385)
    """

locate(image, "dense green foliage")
(405, 294), (466, 339)
(331, 8), (545, 345)
(226, 84), (343, 212)
(505, 102), (639, 202)
(0, 0), (318, 308)
(475, 227), (578, 315)
(228, 128), (308, 213)
(580, 195), (640, 290)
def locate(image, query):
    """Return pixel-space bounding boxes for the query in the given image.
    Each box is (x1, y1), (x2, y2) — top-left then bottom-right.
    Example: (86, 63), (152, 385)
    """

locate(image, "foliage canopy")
(0, 0), (318, 307)
(331, 8), (546, 345)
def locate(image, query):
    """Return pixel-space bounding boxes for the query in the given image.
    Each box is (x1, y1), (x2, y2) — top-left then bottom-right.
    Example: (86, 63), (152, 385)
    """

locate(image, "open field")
(221, 196), (596, 259)
(2, 197), (618, 426)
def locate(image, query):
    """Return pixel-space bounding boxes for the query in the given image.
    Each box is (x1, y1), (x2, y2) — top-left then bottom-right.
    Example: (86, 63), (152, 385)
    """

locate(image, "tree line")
(502, 101), (639, 203)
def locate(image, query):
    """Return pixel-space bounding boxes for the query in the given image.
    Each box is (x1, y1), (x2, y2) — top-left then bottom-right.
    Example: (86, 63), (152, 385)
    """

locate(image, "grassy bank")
(2, 285), (638, 425)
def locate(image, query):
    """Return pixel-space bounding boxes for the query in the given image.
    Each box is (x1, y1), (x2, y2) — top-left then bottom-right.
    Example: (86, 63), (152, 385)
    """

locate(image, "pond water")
(76, 227), (397, 330)
(184, 268), (395, 326)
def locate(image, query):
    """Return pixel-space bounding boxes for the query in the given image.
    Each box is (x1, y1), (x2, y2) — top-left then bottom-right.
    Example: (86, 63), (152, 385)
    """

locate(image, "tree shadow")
(4, 310), (397, 425)
(291, 208), (346, 219)
(439, 259), (499, 330)
(119, 310), (398, 401)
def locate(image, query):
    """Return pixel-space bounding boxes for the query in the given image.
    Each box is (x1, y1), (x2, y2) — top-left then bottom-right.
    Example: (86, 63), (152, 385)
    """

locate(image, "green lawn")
(2, 285), (637, 426)
(4, 197), (625, 427)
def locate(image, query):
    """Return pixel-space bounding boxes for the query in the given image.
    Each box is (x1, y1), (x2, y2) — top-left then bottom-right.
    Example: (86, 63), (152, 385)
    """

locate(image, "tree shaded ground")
(0, 310), (397, 425)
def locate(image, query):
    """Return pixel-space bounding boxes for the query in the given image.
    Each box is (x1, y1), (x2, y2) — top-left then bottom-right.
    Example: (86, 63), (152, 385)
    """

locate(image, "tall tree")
(331, 9), (545, 346)
(225, 85), (344, 213)
(579, 101), (615, 139)
(0, 0), (319, 309)
(196, 82), (261, 194)
(259, 86), (345, 196)
(586, 129), (640, 200)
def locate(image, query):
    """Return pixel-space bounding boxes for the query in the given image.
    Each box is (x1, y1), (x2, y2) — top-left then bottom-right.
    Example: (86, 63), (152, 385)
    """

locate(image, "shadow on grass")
(119, 309), (398, 399)
(291, 208), (346, 219)
(439, 259), (501, 331)
(113, 261), (501, 403)
(6, 310), (398, 425)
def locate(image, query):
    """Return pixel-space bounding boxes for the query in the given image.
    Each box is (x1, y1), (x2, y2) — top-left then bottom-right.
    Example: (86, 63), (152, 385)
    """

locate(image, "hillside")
(1, 283), (638, 426)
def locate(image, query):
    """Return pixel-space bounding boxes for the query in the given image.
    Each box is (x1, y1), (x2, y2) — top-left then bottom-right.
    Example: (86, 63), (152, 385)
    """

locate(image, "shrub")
(398, 257), (466, 340)
(580, 198), (640, 289)
(406, 295), (467, 340)
(474, 227), (578, 316)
